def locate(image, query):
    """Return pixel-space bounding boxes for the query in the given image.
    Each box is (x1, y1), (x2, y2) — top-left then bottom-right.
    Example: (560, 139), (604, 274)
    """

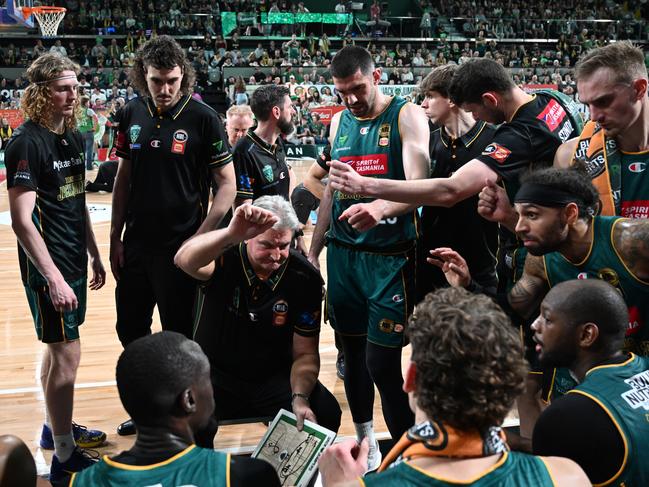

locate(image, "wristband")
(292, 392), (309, 403)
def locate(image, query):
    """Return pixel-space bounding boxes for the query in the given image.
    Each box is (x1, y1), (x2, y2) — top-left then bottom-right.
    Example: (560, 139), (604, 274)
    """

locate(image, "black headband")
(514, 182), (583, 208)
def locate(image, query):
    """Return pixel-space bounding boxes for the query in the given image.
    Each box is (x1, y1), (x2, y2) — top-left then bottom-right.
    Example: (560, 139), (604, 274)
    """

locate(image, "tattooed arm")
(508, 253), (550, 320)
(613, 219), (649, 282)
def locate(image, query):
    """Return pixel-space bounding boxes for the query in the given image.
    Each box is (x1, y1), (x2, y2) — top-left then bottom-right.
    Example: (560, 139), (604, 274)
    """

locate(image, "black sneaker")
(50, 447), (99, 483)
(336, 354), (345, 380)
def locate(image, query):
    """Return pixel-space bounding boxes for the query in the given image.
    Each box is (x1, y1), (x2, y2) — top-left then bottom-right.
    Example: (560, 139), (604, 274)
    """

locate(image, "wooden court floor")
(0, 160), (406, 475)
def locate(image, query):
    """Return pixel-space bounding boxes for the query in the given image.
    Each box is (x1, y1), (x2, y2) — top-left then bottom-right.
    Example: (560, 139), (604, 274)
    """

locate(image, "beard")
(278, 116), (294, 135)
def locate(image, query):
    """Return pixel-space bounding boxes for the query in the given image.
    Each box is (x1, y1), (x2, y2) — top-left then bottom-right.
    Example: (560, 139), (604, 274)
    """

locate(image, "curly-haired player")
(4, 52), (107, 481)
(318, 287), (589, 486)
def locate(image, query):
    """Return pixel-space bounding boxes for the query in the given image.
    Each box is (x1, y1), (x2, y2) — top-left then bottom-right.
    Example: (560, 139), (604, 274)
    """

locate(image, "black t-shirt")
(476, 92), (580, 199)
(533, 357), (627, 485)
(194, 244), (323, 383)
(419, 120), (498, 297)
(5, 121), (87, 285)
(115, 95), (232, 250)
(233, 130), (290, 201)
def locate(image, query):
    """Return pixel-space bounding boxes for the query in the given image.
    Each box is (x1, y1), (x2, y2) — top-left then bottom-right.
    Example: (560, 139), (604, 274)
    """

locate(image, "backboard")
(6, 0), (35, 29)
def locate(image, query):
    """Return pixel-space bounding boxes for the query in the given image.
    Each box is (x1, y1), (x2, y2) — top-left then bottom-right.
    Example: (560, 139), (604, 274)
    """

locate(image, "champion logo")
(360, 127), (369, 135)
(577, 272), (589, 280)
(629, 162), (646, 173)
(150, 139), (161, 148)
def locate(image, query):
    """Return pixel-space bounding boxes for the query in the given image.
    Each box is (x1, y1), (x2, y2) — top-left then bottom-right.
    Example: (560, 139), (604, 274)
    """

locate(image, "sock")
(54, 432), (75, 462)
(354, 420), (376, 445)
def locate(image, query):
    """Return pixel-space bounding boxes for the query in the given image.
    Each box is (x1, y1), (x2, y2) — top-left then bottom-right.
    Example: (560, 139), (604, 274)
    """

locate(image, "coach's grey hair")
(252, 195), (300, 231)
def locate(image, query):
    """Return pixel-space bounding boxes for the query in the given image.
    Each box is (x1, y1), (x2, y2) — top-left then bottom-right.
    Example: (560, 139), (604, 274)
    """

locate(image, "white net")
(32, 7), (66, 38)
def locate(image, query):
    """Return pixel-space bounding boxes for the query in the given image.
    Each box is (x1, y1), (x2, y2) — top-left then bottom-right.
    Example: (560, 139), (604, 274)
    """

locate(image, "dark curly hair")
(129, 35), (195, 98)
(408, 288), (527, 431)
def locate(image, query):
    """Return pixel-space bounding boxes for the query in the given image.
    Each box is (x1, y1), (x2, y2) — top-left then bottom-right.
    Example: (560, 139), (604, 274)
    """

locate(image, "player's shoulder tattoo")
(509, 254), (548, 318)
(614, 218), (649, 280)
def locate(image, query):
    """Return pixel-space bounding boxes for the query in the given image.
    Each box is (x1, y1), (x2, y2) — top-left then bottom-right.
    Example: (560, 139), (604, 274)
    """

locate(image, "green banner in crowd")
(221, 12), (238, 36)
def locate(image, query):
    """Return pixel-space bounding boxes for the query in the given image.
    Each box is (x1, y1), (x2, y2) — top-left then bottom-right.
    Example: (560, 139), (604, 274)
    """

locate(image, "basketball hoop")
(22, 6), (66, 38)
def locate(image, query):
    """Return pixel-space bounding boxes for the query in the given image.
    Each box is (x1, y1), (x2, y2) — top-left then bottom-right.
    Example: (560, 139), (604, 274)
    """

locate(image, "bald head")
(545, 280), (628, 348)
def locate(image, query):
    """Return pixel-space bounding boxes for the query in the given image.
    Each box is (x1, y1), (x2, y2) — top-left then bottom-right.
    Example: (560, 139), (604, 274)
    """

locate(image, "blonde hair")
(226, 104), (253, 120)
(22, 53), (81, 131)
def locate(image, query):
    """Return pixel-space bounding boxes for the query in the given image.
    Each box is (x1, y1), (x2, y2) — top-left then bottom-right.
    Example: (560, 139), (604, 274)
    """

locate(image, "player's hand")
(109, 237), (125, 281)
(339, 201), (383, 232)
(318, 438), (369, 487)
(307, 252), (321, 271)
(478, 179), (517, 227)
(328, 160), (367, 195)
(292, 396), (316, 431)
(228, 204), (279, 242)
(48, 277), (79, 312)
(88, 252), (106, 290)
(428, 247), (472, 288)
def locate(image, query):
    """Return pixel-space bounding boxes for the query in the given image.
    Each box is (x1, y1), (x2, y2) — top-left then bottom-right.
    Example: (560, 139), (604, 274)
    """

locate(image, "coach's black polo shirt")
(115, 94), (232, 250)
(419, 120), (498, 297)
(194, 244), (323, 383)
(5, 121), (88, 286)
(233, 130), (290, 201)
(475, 92), (580, 199)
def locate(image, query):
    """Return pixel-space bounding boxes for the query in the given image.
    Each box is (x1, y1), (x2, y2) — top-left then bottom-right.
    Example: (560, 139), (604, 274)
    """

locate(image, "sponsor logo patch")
(150, 139), (161, 148)
(621, 370), (649, 411)
(378, 318), (395, 333)
(338, 134), (348, 145)
(272, 300), (288, 326)
(621, 200), (649, 219)
(536, 99), (567, 131)
(173, 129), (189, 142)
(378, 123), (390, 147)
(482, 143), (511, 164)
(339, 153), (389, 175)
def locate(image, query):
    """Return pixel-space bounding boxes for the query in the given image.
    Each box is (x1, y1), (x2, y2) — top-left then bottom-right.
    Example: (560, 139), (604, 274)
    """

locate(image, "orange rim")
(21, 6), (66, 20)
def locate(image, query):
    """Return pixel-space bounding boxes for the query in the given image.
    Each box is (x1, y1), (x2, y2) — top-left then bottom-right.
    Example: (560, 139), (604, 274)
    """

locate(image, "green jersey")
(330, 96), (418, 251)
(70, 445), (229, 487)
(569, 354), (649, 486)
(362, 451), (554, 486)
(543, 216), (649, 355)
(620, 151), (649, 219)
(77, 107), (96, 133)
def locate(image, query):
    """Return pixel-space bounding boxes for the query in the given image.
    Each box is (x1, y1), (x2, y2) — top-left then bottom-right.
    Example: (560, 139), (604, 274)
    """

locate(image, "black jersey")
(476, 92), (581, 199)
(194, 244), (323, 383)
(233, 130), (290, 201)
(419, 120), (498, 298)
(114, 95), (232, 250)
(5, 121), (87, 285)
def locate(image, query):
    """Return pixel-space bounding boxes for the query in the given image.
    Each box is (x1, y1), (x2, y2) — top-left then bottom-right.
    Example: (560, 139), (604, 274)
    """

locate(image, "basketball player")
(532, 280), (649, 485)
(5, 53), (106, 481)
(318, 288), (589, 486)
(110, 35), (234, 436)
(68, 332), (280, 486)
(308, 45), (430, 470)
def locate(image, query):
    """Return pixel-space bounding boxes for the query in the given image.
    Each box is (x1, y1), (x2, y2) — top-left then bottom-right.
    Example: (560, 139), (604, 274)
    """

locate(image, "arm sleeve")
(475, 123), (533, 183)
(233, 146), (256, 200)
(206, 112), (233, 169)
(532, 392), (625, 485)
(315, 143), (331, 172)
(5, 133), (40, 191)
(293, 263), (324, 337)
(113, 104), (131, 160)
(230, 456), (281, 487)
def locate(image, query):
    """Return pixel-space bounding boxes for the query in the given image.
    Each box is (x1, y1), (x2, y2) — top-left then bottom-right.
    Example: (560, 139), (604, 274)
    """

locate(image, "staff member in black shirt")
(110, 36), (235, 436)
(233, 85), (295, 205)
(416, 65), (498, 300)
(175, 196), (341, 446)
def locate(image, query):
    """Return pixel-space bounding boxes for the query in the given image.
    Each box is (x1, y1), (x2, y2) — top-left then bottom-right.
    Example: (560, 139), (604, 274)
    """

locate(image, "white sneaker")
(365, 439), (382, 474)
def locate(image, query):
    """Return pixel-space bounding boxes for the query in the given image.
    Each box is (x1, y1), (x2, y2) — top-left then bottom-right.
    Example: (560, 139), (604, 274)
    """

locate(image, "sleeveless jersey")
(77, 108), (95, 133)
(362, 451), (554, 486)
(620, 151), (649, 219)
(569, 354), (649, 486)
(543, 216), (649, 355)
(70, 445), (229, 487)
(330, 96), (418, 250)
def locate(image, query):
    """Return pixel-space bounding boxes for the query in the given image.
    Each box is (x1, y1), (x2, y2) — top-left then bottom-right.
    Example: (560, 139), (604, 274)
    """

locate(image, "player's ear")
(180, 388), (197, 414)
(372, 67), (381, 85)
(632, 78), (647, 101)
(403, 361), (417, 393)
(563, 202), (580, 225)
(579, 322), (599, 348)
(481, 92), (498, 108)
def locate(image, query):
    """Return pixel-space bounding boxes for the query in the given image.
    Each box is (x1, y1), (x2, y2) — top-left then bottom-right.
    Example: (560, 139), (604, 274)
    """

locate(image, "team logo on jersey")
(61, 139), (68, 146)
(482, 143), (511, 164)
(597, 267), (620, 287)
(262, 164), (274, 182)
(378, 318), (395, 333)
(338, 134), (349, 145)
(129, 124), (141, 143)
(339, 154), (388, 175)
(213, 140), (223, 152)
(577, 272), (589, 279)
(272, 300), (288, 327)
(360, 127), (369, 135)
(378, 123), (390, 147)
(629, 162), (646, 173)
(621, 369), (649, 411)
(150, 139), (161, 148)
(173, 130), (189, 142)
(171, 130), (188, 154)
(536, 99), (566, 131)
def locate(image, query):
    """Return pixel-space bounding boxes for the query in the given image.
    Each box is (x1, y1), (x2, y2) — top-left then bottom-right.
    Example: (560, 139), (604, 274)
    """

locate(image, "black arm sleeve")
(532, 393), (624, 485)
(230, 456), (281, 487)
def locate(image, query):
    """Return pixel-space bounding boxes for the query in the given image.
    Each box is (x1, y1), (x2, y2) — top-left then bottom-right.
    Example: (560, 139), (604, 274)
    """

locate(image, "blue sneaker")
(49, 447), (99, 483)
(40, 422), (107, 450)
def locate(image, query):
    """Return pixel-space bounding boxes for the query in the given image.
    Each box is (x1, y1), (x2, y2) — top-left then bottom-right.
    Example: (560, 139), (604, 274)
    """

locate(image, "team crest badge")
(262, 164), (274, 182)
(378, 123), (390, 147)
(213, 140), (223, 151)
(129, 125), (141, 143)
(338, 134), (348, 145)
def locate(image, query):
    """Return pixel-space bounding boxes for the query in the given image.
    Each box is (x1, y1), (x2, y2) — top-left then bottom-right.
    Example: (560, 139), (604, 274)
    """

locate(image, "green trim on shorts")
(24, 277), (87, 344)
